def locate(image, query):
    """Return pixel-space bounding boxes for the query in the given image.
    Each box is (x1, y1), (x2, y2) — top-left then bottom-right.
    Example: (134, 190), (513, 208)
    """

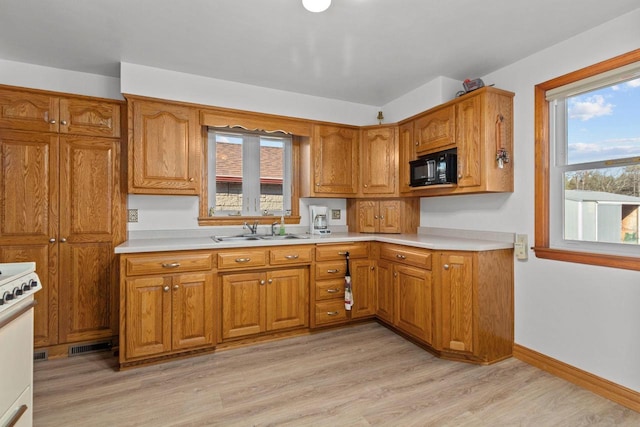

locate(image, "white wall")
(0, 59), (122, 100)
(381, 76), (461, 123)
(399, 9), (640, 391)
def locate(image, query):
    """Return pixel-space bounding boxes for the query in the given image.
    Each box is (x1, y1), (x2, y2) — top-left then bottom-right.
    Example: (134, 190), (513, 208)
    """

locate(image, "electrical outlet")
(331, 209), (341, 220)
(128, 209), (138, 223)
(515, 234), (528, 260)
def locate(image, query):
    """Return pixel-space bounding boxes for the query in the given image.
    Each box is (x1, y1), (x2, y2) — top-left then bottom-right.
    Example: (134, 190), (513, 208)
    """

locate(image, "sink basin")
(260, 234), (309, 240)
(212, 235), (262, 242)
(212, 234), (309, 242)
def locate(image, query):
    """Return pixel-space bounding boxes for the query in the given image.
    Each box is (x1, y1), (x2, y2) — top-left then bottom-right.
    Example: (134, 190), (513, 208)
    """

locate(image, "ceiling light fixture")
(302, 0), (331, 13)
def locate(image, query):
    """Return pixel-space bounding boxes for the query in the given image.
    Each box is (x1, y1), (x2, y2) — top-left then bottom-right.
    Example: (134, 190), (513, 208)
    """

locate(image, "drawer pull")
(338, 251), (347, 255)
(235, 258), (251, 263)
(284, 254), (299, 260)
(326, 288), (340, 294)
(162, 262), (181, 268)
(327, 269), (340, 274)
(163, 286), (170, 292)
(327, 311), (340, 316)
(395, 254), (407, 260)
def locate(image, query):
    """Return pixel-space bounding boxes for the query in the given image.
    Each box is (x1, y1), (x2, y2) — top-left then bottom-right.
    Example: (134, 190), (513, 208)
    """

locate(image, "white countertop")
(115, 231), (514, 254)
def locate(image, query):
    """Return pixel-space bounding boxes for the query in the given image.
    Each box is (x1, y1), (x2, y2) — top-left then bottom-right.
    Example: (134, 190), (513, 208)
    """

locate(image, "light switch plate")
(515, 234), (528, 260)
(128, 209), (139, 223)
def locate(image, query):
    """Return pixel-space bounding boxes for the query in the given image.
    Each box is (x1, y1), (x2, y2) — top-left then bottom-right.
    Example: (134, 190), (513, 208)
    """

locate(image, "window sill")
(533, 247), (640, 271)
(197, 215), (301, 227)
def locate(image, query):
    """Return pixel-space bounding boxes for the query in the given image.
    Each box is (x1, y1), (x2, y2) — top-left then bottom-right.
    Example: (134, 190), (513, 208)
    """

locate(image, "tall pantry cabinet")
(0, 85), (125, 354)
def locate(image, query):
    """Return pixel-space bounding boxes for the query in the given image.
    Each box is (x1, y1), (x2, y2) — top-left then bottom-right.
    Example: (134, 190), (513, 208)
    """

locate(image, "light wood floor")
(34, 323), (640, 426)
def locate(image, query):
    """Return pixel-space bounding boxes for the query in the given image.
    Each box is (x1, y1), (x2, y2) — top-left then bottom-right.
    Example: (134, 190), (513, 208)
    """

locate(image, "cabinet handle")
(5, 404), (28, 427)
(284, 254), (299, 260)
(327, 269), (340, 274)
(235, 258), (251, 263)
(49, 238), (56, 243)
(443, 264), (450, 270)
(50, 120), (56, 124)
(173, 285), (179, 290)
(60, 237), (67, 243)
(162, 262), (181, 268)
(327, 311), (339, 316)
(395, 254), (406, 260)
(260, 280), (265, 285)
(163, 286), (170, 292)
(326, 288), (340, 294)
(338, 251), (347, 255)
(61, 120), (68, 125)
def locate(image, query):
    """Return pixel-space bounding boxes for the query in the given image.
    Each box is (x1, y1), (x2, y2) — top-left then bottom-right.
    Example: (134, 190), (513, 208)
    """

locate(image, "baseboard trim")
(513, 344), (640, 412)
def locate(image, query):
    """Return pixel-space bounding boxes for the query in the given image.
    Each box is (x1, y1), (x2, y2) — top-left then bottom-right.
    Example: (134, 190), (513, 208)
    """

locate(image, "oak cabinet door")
(312, 124), (358, 195)
(361, 126), (396, 195)
(378, 200), (401, 234)
(414, 105), (455, 155)
(125, 276), (172, 359)
(0, 89), (59, 133)
(398, 121), (415, 194)
(357, 201), (378, 233)
(455, 96), (482, 188)
(130, 100), (200, 194)
(266, 268), (308, 331)
(375, 260), (394, 324)
(350, 259), (376, 319)
(394, 264), (432, 345)
(440, 252), (474, 353)
(221, 272), (266, 339)
(172, 272), (215, 350)
(60, 98), (121, 138)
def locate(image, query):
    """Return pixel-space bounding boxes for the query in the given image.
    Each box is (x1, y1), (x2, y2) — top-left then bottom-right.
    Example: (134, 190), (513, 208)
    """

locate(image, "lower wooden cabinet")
(119, 251), (216, 366)
(221, 268), (308, 340)
(350, 259), (377, 319)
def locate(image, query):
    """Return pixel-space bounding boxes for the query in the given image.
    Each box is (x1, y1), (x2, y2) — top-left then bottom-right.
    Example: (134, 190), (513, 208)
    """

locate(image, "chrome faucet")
(243, 220), (259, 234)
(271, 221), (280, 236)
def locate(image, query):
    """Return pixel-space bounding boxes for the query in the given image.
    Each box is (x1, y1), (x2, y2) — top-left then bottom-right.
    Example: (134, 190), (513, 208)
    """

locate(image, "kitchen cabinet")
(414, 104), (456, 156)
(359, 126), (397, 196)
(127, 97), (201, 195)
(400, 87), (514, 197)
(0, 86), (124, 353)
(398, 121), (416, 195)
(218, 246), (311, 340)
(119, 251), (216, 364)
(0, 86), (121, 137)
(346, 198), (420, 234)
(312, 242), (370, 327)
(435, 249), (513, 364)
(379, 244), (433, 344)
(300, 124), (359, 197)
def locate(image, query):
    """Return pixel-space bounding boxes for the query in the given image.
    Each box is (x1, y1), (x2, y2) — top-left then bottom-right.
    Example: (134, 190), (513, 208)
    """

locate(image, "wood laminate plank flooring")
(34, 323), (639, 426)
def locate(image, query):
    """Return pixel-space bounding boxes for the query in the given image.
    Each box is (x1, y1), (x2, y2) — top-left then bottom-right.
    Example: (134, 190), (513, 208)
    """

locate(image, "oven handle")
(0, 300), (37, 329)
(5, 404), (28, 427)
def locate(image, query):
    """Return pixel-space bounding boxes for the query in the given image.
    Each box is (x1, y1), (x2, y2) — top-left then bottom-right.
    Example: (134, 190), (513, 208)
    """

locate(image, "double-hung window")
(207, 129), (293, 216)
(535, 50), (640, 269)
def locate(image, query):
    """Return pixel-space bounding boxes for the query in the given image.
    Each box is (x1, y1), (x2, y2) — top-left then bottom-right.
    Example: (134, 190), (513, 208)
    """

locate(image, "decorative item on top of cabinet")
(346, 198), (420, 234)
(126, 96), (201, 195)
(299, 124), (359, 197)
(401, 87), (514, 197)
(435, 249), (513, 364)
(0, 86), (125, 355)
(119, 251), (216, 367)
(359, 125), (398, 196)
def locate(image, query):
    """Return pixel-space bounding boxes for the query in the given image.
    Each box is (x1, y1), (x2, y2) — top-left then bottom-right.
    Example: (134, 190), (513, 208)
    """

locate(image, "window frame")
(534, 48), (640, 271)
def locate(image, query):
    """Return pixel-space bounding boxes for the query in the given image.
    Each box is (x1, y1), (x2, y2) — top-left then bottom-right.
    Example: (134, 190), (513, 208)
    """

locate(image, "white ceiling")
(1, 0), (639, 106)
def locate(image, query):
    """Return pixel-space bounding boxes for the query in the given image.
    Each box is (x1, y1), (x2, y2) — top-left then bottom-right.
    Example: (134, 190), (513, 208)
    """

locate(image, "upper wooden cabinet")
(0, 87), (121, 137)
(300, 124), (359, 197)
(360, 126), (397, 196)
(401, 87), (514, 197)
(346, 198), (419, 234)
(127, 97), (201, 195)
(414, 104), (455, 156)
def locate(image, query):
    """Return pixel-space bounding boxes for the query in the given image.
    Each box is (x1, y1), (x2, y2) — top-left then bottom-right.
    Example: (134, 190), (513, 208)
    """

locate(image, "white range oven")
(0, 262), (40, 427)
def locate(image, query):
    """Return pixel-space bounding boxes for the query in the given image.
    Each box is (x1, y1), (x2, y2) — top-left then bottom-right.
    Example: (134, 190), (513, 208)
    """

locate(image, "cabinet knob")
(415, 141), (419, 146)
(374, 215), (378, 219)
(364, 184), (368, 188)
(50, 120), (56, 124)
(380, 215), (384, 220)
(173, 285), (179, 290)
(189, 177), (195, 182)
(260, 280), (266, 285)
(458, 174), (462, 179)
(163, 286), (170, 292)
(268, 279), (273, 284)
(394, 272), (398, 277)
(370, 266), (375, 271)
(60, 237), (67, 243)
(443, 264), (450, 270)
(49, 238), (56, 243)
(60, 120), (68, 126)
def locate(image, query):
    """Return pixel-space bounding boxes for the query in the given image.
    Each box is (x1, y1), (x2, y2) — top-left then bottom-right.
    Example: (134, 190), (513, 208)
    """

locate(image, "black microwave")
(409, 149), (457, 187)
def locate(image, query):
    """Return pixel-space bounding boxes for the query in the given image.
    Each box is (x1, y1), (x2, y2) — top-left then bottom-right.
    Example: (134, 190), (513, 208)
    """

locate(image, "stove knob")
(29, 279), (39, 289)
(13, 286), (23, 296)
(2, 291), (12, 303)
(22, 282), (31, 292)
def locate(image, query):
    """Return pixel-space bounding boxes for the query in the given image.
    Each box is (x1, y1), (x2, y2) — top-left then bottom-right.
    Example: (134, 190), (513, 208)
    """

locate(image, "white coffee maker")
(309, 205), (331, 235)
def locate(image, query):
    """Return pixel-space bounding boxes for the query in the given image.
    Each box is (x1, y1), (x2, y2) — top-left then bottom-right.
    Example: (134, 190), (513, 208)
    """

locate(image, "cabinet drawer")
(315, 279), (346, 301)
(125, 252), (214, 276)
(314, 300), (348, 325)
(217, 249), (267, 270)
(315, 243), (369, 261)
(380, 244), (432, 270)
(315, 261), (347, 280)
(270, 246), (313, 265)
